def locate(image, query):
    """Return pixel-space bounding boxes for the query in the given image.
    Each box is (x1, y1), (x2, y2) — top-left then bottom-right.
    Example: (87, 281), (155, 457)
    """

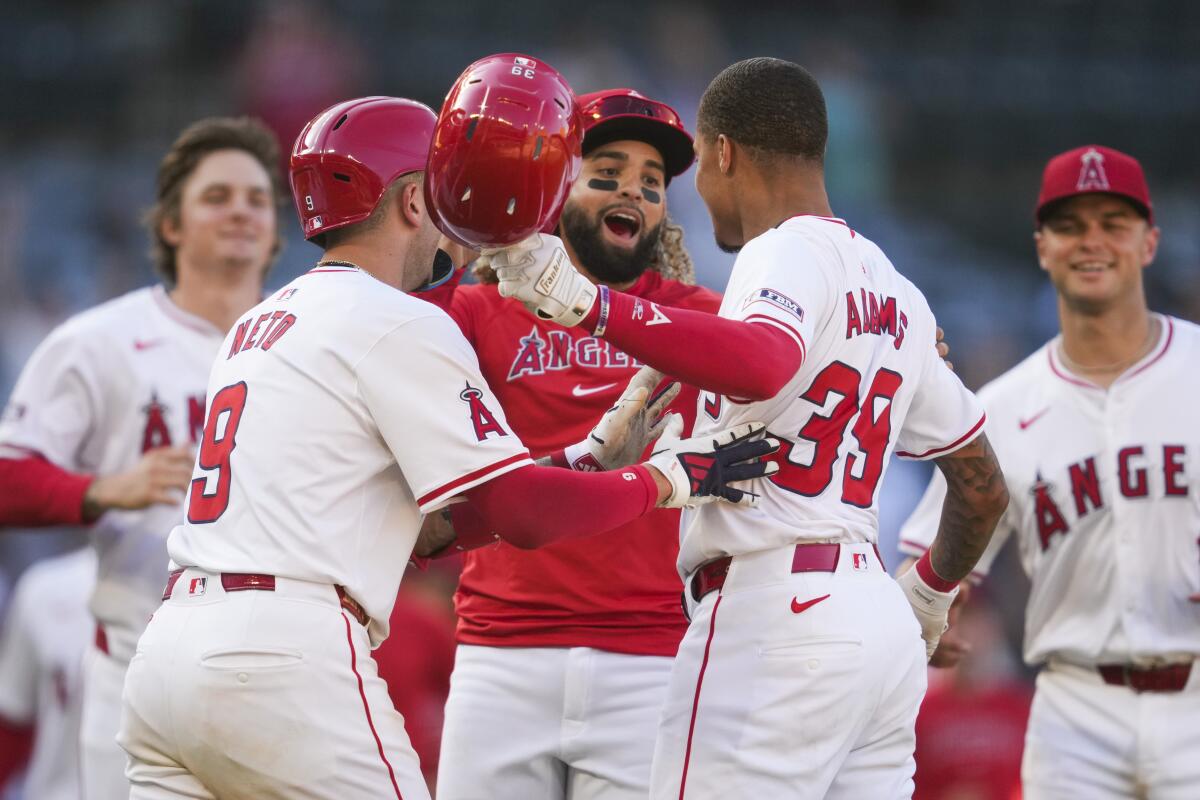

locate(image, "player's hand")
(897, 560), (960, 661)
(486, 233), (599, 327)
(564, 368), (681, 471)
(928, 582), (973, 667)
(644, 416), (779, 509)
(413, 509), (458, 558)
(82, 445), (194, 521)
(936, 326), (954, 372)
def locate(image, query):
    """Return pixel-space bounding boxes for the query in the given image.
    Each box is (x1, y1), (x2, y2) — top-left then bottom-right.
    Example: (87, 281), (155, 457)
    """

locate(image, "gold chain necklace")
(1058, 317), (1159, 374)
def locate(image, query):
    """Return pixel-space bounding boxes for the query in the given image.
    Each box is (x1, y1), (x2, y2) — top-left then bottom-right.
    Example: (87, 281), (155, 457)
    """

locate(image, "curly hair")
(473, 214), (696, 286)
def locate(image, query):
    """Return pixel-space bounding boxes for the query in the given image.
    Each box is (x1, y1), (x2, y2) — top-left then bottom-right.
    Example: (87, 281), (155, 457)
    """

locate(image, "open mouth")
(602, 210), (642, 243)
(1070, 261), (1112, 274)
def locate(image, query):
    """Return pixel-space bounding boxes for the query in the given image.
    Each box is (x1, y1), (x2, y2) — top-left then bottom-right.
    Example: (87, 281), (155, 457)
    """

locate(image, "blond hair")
(473, 215), (696, 286)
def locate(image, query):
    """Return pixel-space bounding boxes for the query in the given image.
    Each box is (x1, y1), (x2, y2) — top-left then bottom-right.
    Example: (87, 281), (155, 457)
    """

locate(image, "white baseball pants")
(1022, 660), (1200, 799)
(118, 568), (429, 799)
(650, 542), (927, 800)
(437, 644), (674, 800)
(81, 642), (134, 800)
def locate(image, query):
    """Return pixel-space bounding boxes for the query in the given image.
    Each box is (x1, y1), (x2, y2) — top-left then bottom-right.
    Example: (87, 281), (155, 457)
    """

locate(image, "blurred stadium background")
(1, 1), (1197, 797)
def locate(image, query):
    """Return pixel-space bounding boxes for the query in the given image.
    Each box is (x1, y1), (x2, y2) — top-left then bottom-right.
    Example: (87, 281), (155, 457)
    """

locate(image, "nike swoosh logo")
(133, 339), (163, 351)
(571, 382), (619, 397)
(1018, 407), (1050, 430)
(790, 594), (831, 614)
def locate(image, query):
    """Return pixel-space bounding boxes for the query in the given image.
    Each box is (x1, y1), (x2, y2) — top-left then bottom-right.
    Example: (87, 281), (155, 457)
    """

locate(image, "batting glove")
(896, 553), (960, 661)
(563, 367), (681, 471)
(645, 416), (780, 509)
(486, 233), (598, 327)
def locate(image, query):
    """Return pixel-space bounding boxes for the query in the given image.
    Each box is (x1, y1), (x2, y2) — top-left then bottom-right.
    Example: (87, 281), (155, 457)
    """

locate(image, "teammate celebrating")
(429, 88), (721, 800)
(899, 145), (1200, 799)
(484, 58), (1010, 798)
(0, 117), (283, 799)
(117, 94), (775, 798)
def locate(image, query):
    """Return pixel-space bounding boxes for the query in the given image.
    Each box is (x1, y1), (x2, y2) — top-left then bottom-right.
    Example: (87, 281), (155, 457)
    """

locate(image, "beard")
(560, 203), (662, 285)
(715, 236), (742, 254)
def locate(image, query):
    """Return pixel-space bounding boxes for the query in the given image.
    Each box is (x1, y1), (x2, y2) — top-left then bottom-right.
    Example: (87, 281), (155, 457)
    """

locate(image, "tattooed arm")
(897, 432), (1008, 660)
(928, 432), (1009, 582)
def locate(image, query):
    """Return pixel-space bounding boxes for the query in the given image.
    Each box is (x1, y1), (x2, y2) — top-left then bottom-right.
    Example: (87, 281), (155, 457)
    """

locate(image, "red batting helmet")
(290, 96), (437, 244)
(425, 53), (584, 248)
(577, 89), (694, 183)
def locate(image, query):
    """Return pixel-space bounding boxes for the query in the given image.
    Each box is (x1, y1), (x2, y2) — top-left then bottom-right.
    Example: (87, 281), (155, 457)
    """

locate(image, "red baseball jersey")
(439, 269), (721, 656)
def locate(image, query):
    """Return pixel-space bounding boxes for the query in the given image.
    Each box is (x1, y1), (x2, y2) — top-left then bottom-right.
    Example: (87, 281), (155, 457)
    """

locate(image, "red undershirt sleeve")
(581, 288), (802, 400)
(0, 456), (92, 527)
(454, 463), (659, 549)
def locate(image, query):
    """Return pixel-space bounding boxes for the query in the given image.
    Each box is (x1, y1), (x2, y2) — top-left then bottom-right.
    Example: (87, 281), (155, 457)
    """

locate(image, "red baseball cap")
(1035, 145), (1153, 226)
(577, 89), (694, 183)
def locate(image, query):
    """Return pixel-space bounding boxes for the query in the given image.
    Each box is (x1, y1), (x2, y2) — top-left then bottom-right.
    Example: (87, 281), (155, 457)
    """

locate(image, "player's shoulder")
(753, 215), (849, 256)
(634, 270), (722, 311)
(1164, 314), (1200, 351)
(45, 286), (157, 345)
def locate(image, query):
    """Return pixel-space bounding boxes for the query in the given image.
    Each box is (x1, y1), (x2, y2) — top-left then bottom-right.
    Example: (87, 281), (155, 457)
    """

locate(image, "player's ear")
(160, 214), (183, 247)
(1033, 230), (1050, 273)
(1141, 224), (1160, 268)
(397, 180), (424, 230)
(717, 134), (733, 176)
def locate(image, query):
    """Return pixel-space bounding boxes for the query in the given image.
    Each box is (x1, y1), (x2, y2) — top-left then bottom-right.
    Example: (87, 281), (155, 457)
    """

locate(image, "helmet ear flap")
(425, 53), (583, 249)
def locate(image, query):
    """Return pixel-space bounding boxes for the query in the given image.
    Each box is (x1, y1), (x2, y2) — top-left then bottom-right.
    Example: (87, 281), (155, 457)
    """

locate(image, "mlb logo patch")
(188, 577), (207, 596)
(852, 553), (869, 572)
(514, 56), (537, 68)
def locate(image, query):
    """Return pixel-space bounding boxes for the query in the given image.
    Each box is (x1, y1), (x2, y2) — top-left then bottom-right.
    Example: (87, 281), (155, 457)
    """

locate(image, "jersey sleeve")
(895, 337), (986, 460)
(898, 466), (1014, 579)
(0, 575), (39, 723)
(357, 313), (533, 514)
(725, 232), (836, 362)
(0, 323), (105, 468)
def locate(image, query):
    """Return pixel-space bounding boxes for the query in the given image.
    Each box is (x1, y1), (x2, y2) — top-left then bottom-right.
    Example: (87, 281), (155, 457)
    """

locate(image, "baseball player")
(0, 547), (96, 800)
(0, 117), (283, 799)
(117, 95), (776, 799)
(486, 57), (1011, 799)
(425, 87), (722, 800)
(899, 144), (1200, 799)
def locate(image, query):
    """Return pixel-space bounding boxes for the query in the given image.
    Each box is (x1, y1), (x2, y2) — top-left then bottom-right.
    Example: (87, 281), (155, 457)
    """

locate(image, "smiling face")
(558, 139), (667, 285)
(1035, 193), (1159, 314)
(163, 149), (277, 282)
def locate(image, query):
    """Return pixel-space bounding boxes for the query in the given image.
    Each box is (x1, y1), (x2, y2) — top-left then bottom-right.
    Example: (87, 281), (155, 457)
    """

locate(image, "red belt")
(162, 569), (369, 628)
(1098, 662), (1192, 693)
(689, 543), (871, 604)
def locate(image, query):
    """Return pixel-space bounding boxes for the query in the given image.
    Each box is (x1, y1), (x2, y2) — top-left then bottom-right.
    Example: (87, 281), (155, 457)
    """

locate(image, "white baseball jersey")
(681, 215), (984, 576)
(900, 315), (1200, 667)
(0, 548), (96, 800)
(168, 264), (533, 646)
(0, 286), (223, 661)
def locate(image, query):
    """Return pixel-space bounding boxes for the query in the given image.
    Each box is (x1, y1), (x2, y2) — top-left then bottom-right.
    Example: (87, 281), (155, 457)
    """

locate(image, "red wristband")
(915, 550), (959, 593)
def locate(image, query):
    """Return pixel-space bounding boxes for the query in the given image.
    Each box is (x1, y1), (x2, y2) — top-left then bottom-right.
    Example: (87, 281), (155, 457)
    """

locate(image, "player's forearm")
(460, 463), (659, 549)
(0, 456), (93, 527)
(927, 433), (1009, 583)
(581, 288), (801, 400)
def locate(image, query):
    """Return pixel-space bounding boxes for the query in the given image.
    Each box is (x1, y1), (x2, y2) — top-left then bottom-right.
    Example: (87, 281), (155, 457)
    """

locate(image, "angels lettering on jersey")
(141, 392), (206, 452)
(1028, 444), (1190, 551)
(507, 327), (642, 381)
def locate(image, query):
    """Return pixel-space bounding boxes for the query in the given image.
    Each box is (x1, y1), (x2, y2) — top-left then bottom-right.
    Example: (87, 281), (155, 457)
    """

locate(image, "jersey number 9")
(187, 382), (248, 524)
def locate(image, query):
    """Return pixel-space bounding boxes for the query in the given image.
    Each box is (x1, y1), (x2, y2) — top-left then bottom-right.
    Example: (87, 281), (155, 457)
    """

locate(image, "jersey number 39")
(771, 361), (902, 508)
(187, 382), (248, 524)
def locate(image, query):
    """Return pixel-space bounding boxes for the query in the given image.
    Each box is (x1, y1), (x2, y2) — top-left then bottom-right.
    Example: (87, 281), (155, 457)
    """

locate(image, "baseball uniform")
(649, 215), (985, 799)
(433, 269), (719, 800)
(0, 547), (96, 800)
(118, 264), (532, 799)
(899, 315), (1200, 799)
(0, 285), (224, 800)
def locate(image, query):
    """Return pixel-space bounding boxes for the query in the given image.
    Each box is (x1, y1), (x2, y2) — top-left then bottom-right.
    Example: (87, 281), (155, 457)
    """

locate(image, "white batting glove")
(896, 557), (960, 661)
(563, 367), (681, 471)
(485, 233), (599, 327)
(645, 416), (779, 509)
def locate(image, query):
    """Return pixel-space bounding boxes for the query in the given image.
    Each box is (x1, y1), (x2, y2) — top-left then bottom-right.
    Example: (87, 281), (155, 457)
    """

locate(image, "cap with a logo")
(1035, 145), (1153, 225)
